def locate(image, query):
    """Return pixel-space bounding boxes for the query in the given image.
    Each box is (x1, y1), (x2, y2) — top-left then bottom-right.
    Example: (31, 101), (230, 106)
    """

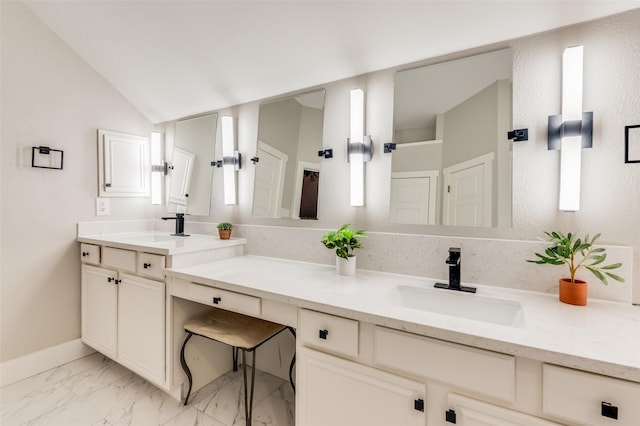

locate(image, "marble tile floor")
(1, 352), (295, 426)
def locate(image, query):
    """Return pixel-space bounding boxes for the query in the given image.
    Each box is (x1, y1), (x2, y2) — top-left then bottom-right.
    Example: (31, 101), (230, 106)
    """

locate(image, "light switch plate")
(96, 197), (110, 216)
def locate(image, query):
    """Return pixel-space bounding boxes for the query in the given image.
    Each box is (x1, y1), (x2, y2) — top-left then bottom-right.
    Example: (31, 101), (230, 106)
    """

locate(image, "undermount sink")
(387, 285), (524, 327)
(124, 234), (183, 243)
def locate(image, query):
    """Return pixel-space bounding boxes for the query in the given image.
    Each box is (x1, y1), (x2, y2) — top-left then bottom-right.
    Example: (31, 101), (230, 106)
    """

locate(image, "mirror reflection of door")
(252, 141), (288, 218)
(252, 90), (325, 219)
(168, 147), (195, 207)
(390, 170), (438, 225)
(443, 153), (493, 227)
(292, 162), (320, 219)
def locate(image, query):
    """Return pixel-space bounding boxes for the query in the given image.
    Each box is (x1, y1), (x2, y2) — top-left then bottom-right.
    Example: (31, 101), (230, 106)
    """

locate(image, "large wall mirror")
(252, 90), (326, 219)
(391, 49), (513, 228)
(168, 113), (217, 215)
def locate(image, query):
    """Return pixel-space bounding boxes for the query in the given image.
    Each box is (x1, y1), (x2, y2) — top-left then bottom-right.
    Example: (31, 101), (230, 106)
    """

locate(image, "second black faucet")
(434, 247), (476, 293)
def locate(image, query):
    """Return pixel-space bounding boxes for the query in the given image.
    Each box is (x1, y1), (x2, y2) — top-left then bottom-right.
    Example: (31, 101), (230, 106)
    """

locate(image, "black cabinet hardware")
(601, 401), (618, 420)
(212, 297), (222, 304)
(143, 263), (151, 269)
(82, 252), (90, 257)
(319, 329), (328, 339)
(414, 399), (424, 412)
(445, 409), (457, 423)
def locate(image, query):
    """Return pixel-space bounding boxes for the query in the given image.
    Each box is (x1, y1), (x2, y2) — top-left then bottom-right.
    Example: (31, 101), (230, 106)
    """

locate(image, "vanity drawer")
(374, 326), (515, 402)
(187, 283), (261, 317)
(543, 364), (640, 425)
(102, 247), (136, 273)
(299, 309), (359, 358)
(137, 252), (165, 280)
(80, 243), (101, 265)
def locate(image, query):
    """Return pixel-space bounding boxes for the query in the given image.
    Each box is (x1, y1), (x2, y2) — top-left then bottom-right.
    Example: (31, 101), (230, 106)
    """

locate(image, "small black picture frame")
(625, 125), (640, 163)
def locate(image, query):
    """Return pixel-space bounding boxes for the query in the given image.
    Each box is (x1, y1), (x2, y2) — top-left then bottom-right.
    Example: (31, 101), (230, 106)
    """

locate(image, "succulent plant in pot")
(217, 222), (233, 240)
(527, 231), (624, 305)
(321, 224), (367, 276)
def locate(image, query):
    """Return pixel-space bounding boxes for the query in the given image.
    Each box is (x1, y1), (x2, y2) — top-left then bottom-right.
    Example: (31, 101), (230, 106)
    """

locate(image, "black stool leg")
(241, 349), (257, 426)
(287, 327), (296, 393)
(233, 346), (239, 372)
(180, 332), (194, 405)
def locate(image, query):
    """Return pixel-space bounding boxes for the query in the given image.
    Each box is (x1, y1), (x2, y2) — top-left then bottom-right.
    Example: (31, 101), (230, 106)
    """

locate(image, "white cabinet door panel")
(298, 347), (425, 426)
(118, 274), (165, 385)
(81, 265), (118, 358)
(98, 129), (149, 197)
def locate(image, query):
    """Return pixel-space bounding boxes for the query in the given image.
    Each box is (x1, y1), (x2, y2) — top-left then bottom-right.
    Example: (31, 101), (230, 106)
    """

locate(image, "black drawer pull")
(601, 401), (618, 420)
(212, 297), (222, 304)
(82, 252), (90, 257)
(143, 263), (151, 269)
(319, 329), (328, 339)
(414, 399), (424, 412)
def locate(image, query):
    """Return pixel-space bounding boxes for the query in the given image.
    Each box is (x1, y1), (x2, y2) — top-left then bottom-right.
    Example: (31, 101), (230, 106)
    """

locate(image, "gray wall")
(1, 1), (156, 362)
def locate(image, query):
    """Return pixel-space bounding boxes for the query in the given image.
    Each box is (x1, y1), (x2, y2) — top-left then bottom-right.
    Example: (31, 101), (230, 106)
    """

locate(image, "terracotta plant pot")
(218, 230), (231, 240)
(559, 278), (587, 306)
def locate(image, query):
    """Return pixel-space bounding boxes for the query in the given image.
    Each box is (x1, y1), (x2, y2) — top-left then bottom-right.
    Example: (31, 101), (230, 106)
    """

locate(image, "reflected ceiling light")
(220, 115), (241, 205)
(548, 45), (593, 212)
(348, 89), (372, 207)
(150, 131), (162, 205)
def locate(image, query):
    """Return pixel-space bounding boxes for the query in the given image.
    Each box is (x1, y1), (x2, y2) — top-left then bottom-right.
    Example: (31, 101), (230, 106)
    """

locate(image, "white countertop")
(78, 232), (246, 255)
(167, 255), (640, 383)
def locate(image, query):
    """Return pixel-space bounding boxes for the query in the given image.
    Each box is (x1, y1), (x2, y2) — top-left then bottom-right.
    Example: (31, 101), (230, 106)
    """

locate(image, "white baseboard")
(1, 339), (95, 387)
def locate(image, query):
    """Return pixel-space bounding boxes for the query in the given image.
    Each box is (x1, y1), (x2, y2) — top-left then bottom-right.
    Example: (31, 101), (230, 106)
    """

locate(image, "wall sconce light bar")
(548, 45), (592, 212)
(221, 115), (239, 205)
(348, 88), (372, 207)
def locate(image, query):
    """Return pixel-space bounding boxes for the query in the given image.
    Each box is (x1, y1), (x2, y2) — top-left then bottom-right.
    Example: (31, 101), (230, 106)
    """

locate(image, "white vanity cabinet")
(80, 244), (166, 387)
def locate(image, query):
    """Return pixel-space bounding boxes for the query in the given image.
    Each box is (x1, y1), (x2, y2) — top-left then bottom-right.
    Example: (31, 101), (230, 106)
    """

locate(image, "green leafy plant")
(527, 231), (624, 285)
(321, 224), (367, 260)
(217, 222), (233, 231)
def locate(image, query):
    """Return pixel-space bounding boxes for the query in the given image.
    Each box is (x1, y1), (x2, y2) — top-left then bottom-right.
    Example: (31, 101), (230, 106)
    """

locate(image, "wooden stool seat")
(179, 308), (291, 426)
(184, 309), (286, 350)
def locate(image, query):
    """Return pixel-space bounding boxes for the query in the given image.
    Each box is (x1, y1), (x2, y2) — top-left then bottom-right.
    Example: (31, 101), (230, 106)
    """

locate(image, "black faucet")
(434, 247), (476, 293)
(162, 213), (189, 237)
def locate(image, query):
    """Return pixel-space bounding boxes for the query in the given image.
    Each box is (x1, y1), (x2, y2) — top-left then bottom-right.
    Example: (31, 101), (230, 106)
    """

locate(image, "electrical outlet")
(96, 197), (110, 216)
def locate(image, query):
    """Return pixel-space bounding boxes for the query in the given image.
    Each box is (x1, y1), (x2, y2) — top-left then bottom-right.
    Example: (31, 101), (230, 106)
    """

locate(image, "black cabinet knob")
(212, 297), (222, 304)
(601, 401), (618, 420)
(414, 399), (424, 412)
(319, 329), (328, 339)
(143, 263), (151, 269)
(82, 252), (89, 257)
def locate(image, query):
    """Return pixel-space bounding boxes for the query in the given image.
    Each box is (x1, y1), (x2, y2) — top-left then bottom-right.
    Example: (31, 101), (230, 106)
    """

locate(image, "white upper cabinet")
(98, 129), (150, 197)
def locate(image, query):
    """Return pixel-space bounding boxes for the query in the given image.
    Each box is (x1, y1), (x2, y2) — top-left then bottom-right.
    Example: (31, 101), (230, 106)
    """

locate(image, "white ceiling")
(23, 1), (640, 124)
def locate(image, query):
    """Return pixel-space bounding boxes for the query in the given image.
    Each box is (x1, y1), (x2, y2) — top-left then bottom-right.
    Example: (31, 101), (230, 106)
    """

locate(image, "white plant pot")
(336, 255), (356, 276)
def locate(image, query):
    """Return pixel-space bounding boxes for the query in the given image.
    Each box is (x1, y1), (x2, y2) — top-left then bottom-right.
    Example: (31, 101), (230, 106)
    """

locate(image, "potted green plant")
(217, 222), (233, 240)
(321, 224), (367, 276)
(527, 231), (624, 305)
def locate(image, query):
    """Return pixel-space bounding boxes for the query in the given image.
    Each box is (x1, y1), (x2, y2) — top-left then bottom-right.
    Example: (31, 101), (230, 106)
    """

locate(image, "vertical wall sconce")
(548, 45), (593, 211)
(220, 115), (241, 205)
(348, 88), (372, 206)
(150, 131), (163, 205)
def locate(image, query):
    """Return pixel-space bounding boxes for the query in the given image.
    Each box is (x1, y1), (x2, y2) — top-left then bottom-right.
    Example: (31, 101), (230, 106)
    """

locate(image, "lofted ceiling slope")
(23, 1), (640, 124)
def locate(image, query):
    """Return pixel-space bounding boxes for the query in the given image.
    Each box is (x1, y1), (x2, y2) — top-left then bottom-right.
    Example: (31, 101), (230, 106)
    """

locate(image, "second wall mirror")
(391, 48), (513, 228)
(252, 89), (326, 219)
(168, 113), (217, 216)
